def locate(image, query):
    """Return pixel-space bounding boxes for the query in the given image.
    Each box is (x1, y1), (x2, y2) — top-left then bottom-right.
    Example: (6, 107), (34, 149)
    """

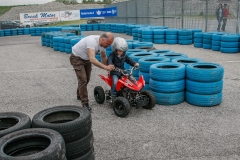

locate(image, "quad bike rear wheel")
(141, 91), (156, 109)
(94, 86), (105, 104)
(112, 97), (131, 117)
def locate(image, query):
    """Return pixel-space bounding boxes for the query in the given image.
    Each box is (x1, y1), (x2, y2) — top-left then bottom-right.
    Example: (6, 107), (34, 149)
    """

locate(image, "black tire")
(0, 128), (66, 160)
(0, 112), (31, 138)
(66, 130), (94, 159)
(72, 147), (95, 160)
(94, 86), (105, 104)
(113, 97), (131, 117)
(32, 105), (92, 143)
(135, 46), (156, 51)
(141, 91), (156, 109)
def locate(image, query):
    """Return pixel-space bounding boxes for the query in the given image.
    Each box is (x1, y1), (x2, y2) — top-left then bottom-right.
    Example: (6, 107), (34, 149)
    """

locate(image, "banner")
(60, 10), (80, 21)
(80, 7), (117, 18)
(20, 11), (60, 23)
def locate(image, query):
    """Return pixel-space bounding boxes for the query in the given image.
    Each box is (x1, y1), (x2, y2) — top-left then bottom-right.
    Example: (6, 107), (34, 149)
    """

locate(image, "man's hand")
(105, 65), (115, 71)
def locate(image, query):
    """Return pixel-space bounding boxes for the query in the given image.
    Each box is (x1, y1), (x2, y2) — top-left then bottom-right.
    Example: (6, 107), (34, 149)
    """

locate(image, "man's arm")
(100, 51), (107, 65)
(88, 48), (114, 71)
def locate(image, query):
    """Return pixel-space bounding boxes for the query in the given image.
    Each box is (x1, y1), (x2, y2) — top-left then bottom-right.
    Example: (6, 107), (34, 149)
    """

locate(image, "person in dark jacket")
(107, 37), (139, 100)
(216, 3), (223, 32)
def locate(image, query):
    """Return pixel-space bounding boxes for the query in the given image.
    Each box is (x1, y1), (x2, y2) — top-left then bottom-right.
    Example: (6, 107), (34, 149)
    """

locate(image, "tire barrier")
(165, 29), (178, 45)
(142, 29), (153, 43)
(202, 32), (214, 49)
(212, 33), (225, 51)
(194, 32), (203, 48)
(149, 49), (174, 56)
(32, 105), (94, 160)
(220, 34), (239, 54)
(178, 29), (193, 45)
(150, 62), (185, 105)
(138, 57), (170, 90)
(126, 40), (139, 49)
(132, 42), (154, 49)
(153, 29), (165, 44)
(186, 63), (224, 107)
(159, 53), (188, 60)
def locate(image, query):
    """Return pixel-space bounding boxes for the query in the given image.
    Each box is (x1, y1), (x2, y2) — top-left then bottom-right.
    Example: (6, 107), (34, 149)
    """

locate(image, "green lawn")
(48, 20), (87, 26)
(0, 6), (14, 17)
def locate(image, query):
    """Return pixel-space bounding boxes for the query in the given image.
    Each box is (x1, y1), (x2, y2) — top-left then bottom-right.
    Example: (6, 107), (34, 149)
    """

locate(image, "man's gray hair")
(100, 33), (109, 39)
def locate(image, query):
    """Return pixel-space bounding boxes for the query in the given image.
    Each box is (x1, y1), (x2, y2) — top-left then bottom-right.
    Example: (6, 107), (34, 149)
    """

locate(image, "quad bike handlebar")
(114, 66), (138, 77)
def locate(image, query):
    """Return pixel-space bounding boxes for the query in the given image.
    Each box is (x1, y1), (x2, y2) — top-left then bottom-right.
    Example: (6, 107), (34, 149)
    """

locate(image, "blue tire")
(159, 53), (188, 60)
(154, 35), (165, 39)
(126, 49), (147, 56)
(150, 62), (185, 81)
(212, 45), (221, 51)
(166, 40), (178, 44)
(138, 57), (170, 72)
(194, 32), (203, 38)
(129, 52), (158, 63)
(53, 42), (59, 47)
(221, 35), (239, 42)
(65, 44), (72, 49)
(139, 71), (150, 83)
(142, 84), (150, 91)
(153, 29), (165, 35)
(133, 42), (153, 48)
(203, 44), (212, 49)
(203, 33), (213, 39)
(212, 40), (221, 46)
(194, 38), (203, 43)
(178, 35), (192, 40)
(220, 47), (238, 53)
(65, 48), (72, 54)
(186, 63), (224, 82)
(165, 29), (178, 35)
(178, 30), (192, 36)
(166, 35), (178, 40)
(221, 42), (238, 48)
(178, 40), (192, 45)
(59, 47), (65, 52)
(194, 43), (203, 48)
(59, 43), (65, 48)
(150, 49), (174, 55)
(151, 91), (184, 105)
(142, 30), (153, 35)
(142, 39), (153, 43)
(142, 35), (153, 39)
(186, 79), (223, 95)
(42, 42), (46, 46)
(212, 33), (225, 41)
(171, 58), (204, 66)
(186, 91), (222, 107)
(154, 39), (165, 44)
(203, 39), (212, 44)
(150, 79), (185, 93)
(53, 47), (59, 51)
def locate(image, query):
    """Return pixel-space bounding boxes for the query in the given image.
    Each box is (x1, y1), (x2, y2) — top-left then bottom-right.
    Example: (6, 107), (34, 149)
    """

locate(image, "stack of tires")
(80, 24), (87, 31)
(0, 30), (4, 37)
(111, 24), (117, 33)
(35, 28), (42, 36)
(30, 28), (36, 36)
(64, 37), (74, 54)
(137, 28), (143, 42)
(99, 24), (105, 31)
(41, 33), (46, 46)
(153, 29), (165, 44)
(203, 33), (213, 49)
(11, 29), (17, 36)
(178, 29), (193, 45)
(142, 29), (153, 43)
(132, 28), (139, 40)
(86, 24), (93, 31)
(23, 28), (30, 35)
(117, 24), (126, 33)
(0, 112), (67, 160)
(17, 28), (23, 35)
(32, 105), (94, 160)
(220, 34), (239, 54)
(53, 36), (61, 51)
(186, 63), (224, 107)
(45, 33), (51, 47)
(59, 36), (66, 52)
(149, 62), (185, 105)
(194, 32), (203, 48)
(105, 24), (112, 32)
(165, 29), (178, 45)
(150, 49), (174, 56)
(92, 24), (99, 31)
(129, 52), (158, 80)
(139, 57), (170, 91)
(4, 29), (11, 36)
(211, 33), (224, 51)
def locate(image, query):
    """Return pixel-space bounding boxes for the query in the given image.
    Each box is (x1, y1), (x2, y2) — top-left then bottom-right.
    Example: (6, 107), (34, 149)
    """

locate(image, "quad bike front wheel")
(112, 97), (131, 117)
(94, 86), (105, 104)
(141, 91), (156, 109)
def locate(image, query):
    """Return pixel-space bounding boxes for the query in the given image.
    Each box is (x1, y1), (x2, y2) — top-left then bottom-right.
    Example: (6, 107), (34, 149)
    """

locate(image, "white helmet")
(112, 37), (128, 52)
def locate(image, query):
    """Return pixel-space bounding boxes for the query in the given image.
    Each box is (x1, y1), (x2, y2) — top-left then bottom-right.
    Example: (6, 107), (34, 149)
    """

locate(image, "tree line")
(55, 0), (112, 4)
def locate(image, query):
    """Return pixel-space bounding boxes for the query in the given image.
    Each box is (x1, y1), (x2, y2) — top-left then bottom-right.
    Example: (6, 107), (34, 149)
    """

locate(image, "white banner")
(20, 11), (60, 23)
(60, 10), (80, 21)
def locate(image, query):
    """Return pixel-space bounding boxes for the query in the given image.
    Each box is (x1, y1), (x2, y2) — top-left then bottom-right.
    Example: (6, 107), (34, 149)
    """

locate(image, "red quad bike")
(94, 67), (156, 117)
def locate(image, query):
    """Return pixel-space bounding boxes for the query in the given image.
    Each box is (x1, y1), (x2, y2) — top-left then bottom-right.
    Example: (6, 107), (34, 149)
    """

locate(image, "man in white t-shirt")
(70, 32), (115, 111)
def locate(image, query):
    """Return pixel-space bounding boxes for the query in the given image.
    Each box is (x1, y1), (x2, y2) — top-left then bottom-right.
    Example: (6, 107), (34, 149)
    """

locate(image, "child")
(107, 37), (139, 100)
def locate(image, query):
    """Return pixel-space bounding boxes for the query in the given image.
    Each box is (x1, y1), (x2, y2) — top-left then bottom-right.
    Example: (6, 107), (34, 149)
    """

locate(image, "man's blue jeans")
(217, 17), (222, 31)
(111, 75), (119, 97)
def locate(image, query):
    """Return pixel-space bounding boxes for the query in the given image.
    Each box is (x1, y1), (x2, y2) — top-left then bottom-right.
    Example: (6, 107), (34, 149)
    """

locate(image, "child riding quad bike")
(94, 66), (156, 117)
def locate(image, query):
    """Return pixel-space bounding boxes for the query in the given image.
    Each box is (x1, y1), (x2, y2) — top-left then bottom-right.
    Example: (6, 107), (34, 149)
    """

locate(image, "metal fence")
(105, 0), (240, 33)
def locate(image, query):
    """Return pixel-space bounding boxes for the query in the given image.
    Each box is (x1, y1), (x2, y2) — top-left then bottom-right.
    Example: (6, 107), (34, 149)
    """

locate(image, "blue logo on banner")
(24, 14), (38, 19)
(80, 7), (117, 18)
(40, 13), (56, 18)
